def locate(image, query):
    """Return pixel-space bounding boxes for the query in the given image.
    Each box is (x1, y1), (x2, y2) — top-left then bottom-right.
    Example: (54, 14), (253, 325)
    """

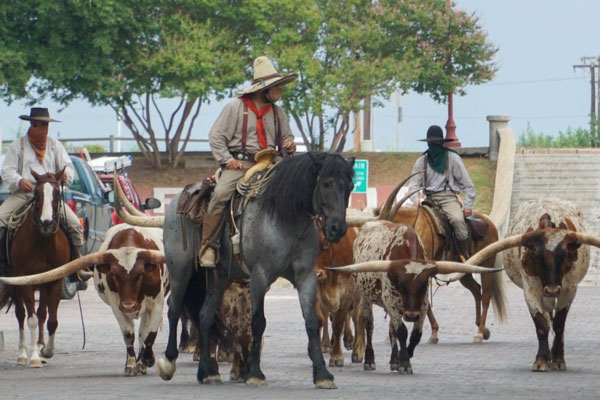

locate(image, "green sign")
(352, 159), (368, 193)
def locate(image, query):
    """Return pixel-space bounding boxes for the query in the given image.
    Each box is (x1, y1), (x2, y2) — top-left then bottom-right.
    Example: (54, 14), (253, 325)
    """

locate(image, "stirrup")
(199, 248), (216, 268)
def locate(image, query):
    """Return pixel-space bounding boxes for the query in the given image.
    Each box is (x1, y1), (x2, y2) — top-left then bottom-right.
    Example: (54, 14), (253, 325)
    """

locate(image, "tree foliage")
(1, 0), (498, 167)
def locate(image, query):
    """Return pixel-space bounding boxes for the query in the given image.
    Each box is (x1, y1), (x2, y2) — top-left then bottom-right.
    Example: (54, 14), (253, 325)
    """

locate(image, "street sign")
(352, 159), (368, 193)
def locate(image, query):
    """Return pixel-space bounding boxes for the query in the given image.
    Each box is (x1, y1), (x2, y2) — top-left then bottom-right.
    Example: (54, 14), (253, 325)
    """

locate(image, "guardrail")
(55, 135), (210, 153)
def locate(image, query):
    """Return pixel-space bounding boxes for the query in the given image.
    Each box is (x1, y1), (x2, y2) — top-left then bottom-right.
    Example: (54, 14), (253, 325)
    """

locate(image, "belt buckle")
(236, 153), (244, 160)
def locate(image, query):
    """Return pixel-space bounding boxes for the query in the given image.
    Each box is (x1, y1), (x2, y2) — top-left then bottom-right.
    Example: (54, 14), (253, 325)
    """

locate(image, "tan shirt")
(208, 97), (295, 166)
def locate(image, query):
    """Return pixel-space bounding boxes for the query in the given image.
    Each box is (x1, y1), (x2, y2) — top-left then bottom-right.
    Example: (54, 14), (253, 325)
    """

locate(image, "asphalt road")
(1, 277), (600, 400)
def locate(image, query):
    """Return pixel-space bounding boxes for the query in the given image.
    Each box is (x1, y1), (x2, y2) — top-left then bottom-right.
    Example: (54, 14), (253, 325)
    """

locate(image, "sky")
(1, 0), (599, 153)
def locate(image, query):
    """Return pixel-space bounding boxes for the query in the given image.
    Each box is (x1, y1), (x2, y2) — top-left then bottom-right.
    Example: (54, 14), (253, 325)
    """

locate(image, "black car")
(0, 155), (113, 299)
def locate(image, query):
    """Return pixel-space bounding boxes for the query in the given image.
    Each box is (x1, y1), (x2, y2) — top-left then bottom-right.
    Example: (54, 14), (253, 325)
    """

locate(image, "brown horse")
(0, 167), (71, 366)
(388, 205), (507, 343)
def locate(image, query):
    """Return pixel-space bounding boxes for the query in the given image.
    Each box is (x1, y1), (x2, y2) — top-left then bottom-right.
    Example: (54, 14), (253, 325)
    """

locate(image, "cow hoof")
(363, 362), (376, 371)
(156, 357), (176, 381)
(315, 379), (337, 389)
(551, 360), (567, 371)
(321, 344), (332, 354)
(40, 346), (54, 359)
(329, 358), (344, 367)
(245, 377), (267, 387)
(137, 363), (148, 375)
(17, 357), (28, 366)
(531, 360), (548, 372)
(29, 359), (43, 368)
(351, 353), (362, 364)
(201, 374), (222, 384)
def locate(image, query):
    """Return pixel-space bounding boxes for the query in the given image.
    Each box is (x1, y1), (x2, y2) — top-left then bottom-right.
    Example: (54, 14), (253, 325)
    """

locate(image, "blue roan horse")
(155, 152), (355, 389)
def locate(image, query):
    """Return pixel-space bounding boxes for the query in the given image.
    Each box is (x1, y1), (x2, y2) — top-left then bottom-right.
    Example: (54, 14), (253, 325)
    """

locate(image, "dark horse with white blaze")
(119, 152), (355, 389)
(0, 167), (71, 367)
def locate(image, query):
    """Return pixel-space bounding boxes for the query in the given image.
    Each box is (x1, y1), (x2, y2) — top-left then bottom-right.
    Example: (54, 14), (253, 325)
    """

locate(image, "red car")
(86, 154), (161, 225)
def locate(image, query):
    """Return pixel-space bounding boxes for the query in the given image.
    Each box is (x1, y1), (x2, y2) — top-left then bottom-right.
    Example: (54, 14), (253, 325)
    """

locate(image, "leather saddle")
(419, 201), (489, 255)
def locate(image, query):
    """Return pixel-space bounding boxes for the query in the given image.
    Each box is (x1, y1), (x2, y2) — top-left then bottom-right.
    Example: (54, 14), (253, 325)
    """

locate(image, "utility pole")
(573, 56), (599, 145)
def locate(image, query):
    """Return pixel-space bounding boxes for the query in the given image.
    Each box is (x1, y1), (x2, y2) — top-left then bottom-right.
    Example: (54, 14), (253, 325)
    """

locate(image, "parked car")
(0, 154), (114, 300)
(87, 154), (161, 224)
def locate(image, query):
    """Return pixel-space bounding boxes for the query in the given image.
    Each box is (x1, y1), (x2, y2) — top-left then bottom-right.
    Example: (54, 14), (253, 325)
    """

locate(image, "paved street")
(1, 277), (600, 400)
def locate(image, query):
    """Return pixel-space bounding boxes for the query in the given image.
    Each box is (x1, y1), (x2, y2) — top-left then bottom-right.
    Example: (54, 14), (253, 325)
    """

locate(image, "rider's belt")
(425, 189), (456, 195)
(230, 150), (256, 162)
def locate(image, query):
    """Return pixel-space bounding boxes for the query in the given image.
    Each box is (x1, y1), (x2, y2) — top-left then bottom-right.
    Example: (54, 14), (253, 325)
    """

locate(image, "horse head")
(311, 153), (356, 243)
(30, 167), (66, 236)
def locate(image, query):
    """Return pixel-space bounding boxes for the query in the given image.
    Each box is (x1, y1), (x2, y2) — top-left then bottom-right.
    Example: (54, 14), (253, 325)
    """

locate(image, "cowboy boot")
(198, 213), (225, 268)
(458, 238), (471, 261)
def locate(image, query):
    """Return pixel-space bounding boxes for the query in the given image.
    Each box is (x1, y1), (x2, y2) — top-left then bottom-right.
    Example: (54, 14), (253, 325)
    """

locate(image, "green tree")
(1, 0), (498, 166)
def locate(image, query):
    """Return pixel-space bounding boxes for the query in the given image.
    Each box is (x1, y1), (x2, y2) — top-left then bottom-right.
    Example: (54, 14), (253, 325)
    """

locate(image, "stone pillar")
(487, 115), (511, 161)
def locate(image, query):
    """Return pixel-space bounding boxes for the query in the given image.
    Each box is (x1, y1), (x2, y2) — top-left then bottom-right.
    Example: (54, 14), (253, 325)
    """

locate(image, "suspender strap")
(444, 155), (450, 191)
(241, 103), (249, 150)
(272, 106), (282, 151)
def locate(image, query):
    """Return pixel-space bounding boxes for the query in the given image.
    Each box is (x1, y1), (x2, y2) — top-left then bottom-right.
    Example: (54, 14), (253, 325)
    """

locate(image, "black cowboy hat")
(18, 107), (60, 123)
(417, 125), (455, 143)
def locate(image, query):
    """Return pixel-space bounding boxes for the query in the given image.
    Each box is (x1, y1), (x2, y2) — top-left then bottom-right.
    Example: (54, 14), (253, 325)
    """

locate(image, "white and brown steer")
(328, 221), (502, 374)
(502, 198), (600, 372)
(0, 224), (168, 376)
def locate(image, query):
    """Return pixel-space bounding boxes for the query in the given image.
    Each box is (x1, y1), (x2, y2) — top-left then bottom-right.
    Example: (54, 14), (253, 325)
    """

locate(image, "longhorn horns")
(113, 170), (164, 227)
(326, 259), (502, 274)
(0, 247), (166, 286)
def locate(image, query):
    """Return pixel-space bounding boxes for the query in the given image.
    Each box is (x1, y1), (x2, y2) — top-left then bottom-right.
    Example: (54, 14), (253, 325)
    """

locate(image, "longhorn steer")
(502, 198), (598, 371)
(313, 227), (361, 367)
(329, 221), (501, 374)
(0, 224), (168, 376)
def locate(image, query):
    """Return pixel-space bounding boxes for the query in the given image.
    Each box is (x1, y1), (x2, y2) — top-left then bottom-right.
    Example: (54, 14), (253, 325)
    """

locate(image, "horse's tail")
(490, 254), (507, 323)
(0, 283), (14, 312)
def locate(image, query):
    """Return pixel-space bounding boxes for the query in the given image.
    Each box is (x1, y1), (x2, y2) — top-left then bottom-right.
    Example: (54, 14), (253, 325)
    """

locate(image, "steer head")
(95, 250), (164, 315)
(520, 228), (582, 298)
(328, 260), (501, 323)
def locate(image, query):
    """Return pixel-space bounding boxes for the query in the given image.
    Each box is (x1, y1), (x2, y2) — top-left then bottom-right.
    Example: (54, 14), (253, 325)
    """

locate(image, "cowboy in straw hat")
(408, 125), (476, 259)
(199, 56), (298, 268)
(0, 107), (86, 278)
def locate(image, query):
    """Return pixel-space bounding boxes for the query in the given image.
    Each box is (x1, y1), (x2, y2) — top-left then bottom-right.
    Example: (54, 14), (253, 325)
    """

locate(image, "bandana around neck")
(242, 96), (271, 149)
(27, 125), (49, 163)
(425, 143), (457, 173)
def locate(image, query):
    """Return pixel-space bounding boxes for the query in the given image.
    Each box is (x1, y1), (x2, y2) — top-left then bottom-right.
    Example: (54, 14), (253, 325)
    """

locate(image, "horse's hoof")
(473, 334), (484, 343)
(40, 346), (54, 359)
(483, 328), (491, 341)
(429, 336), (439, 344)
(202, 374), (222, 384)
(29, 359), (43, 368)
(123, 367), (138, 377)
(351, 353), (362, 363)
(245, 377), (267, 387)
(17, 357), (28, 366)
(315, 379), (337, 389)
(156, 356), (176, 381)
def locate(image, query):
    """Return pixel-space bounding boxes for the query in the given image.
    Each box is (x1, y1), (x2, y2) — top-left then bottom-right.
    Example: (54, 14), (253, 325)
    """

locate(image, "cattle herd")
(1, 178), (600, 390)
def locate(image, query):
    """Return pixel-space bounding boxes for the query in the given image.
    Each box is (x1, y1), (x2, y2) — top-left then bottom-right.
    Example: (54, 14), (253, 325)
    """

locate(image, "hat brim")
(238, 73), (298, 95)
(417, 137), (456, 143)
(19, 115), (60, 123)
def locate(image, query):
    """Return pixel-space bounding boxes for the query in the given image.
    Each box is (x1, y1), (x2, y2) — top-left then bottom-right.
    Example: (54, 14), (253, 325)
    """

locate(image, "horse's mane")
(260, 152), (354, 223)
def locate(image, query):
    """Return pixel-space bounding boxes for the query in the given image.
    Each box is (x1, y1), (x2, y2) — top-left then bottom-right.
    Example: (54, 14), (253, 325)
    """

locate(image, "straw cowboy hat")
(18, 107), (60, 123)
(238, 56), (298, 95)
(418, 125), (455, 143)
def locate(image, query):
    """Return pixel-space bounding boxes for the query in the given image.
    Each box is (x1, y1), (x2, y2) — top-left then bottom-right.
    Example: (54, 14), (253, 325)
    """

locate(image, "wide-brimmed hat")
(18, 107), (60, 123)
(238, 56), (297, 96)
(417, 125), (455, 143)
